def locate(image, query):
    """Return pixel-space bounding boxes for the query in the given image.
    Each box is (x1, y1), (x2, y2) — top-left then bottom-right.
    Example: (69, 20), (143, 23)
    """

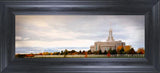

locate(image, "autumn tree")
(87, 50), (92, 54)
(64, 49), (68, 58)
(71, 50), (76, 53)
(79, 50), (82, 54)
(57, 52), (60, 55)
(107, 51), (111, 57)
(117, 46), (123, 54)
(61, 51), (64, 55)
(129, 48), (136, 54)
(38, 53), (42, 55)
(50, 53), (54, 55)
(82, 50), (85, 54)
(42, 52), (50, 55)
(137, 48), (145, 54)
(124, 45), (131, 54)
(53, 52), (59, 55)
(85, 52), (88, 58)
(120, 47), (125, 54)
(64, 49), (68, 55)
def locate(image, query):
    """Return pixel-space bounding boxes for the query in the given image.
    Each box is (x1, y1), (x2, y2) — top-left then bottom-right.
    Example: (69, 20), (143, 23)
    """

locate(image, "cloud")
(16, 40), (94, 48)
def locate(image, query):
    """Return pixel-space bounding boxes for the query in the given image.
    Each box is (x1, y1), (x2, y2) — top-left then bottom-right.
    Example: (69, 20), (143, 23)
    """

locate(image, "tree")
(117, 46), (123, 54)
(124, 45), (131, 54)
(82, 50), (85, 54)
(16, 54), (26, 58)
(93, 51), (98, 55)
(64, 49), (68, 55)
(112, 49), (117, 54)
(99, 49), (102, 54)
(108, 48), (112, 52)
(64, 49), (68, 58)
(129, 48), (136, 54)
(88, 50), (92, 54)
(103, 50), (107, 54)
(108, 48), (114, 54)
(57, 52), (60, 55)
(53, 52), (58, 55)
(137, 48), (145, 54)
(120, 47), (125, 54)
(38, 53), (43, 55)
(50, 53), (54, 55)
(61, 51), (64, 55)
(79, 50), (82, 54)
(42, 52), (50, 55)
(107, 51), (111, 57)
(85, 52), (88, 58)
(71, 50), (76, 53)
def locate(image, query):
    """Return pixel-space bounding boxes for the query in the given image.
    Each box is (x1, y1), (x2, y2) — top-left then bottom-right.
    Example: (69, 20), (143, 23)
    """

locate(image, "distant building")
(90, 26), (125, 53)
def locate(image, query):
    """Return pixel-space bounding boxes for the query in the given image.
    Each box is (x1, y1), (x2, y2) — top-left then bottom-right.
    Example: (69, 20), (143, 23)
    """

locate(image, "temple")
(90, 25), (125, 53)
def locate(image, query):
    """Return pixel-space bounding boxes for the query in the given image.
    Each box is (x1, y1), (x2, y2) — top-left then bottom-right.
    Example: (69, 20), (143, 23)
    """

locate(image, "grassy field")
(32, 54), (144, 58)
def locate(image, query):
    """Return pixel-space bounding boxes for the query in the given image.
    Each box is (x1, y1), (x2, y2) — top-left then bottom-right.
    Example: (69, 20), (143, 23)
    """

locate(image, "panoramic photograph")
(15, 15), (145, 58)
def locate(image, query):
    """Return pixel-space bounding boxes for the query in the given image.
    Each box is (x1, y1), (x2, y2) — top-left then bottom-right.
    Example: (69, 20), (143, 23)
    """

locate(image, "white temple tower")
(90, 24), (125, 53)
(107, 24), (114, 42)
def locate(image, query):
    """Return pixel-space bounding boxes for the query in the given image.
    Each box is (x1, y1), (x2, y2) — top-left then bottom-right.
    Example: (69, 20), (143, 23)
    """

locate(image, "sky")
(16, 15), (144, 51)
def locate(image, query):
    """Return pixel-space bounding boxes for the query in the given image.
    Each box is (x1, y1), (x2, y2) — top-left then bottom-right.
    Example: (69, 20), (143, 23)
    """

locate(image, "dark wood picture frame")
(0, 0), (160, 73)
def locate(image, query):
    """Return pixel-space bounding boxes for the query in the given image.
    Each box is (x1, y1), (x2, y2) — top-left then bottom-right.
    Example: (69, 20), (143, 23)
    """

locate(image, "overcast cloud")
(16, 15), (144, 51)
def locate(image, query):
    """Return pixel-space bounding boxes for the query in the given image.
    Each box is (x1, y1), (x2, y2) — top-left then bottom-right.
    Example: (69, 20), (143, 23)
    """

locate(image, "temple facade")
(90, 26), (125, 53)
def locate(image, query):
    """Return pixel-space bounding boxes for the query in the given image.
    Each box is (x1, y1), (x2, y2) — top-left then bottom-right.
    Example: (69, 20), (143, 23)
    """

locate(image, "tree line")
(15, 47), (145, 58)
(40, 47), (144, 55)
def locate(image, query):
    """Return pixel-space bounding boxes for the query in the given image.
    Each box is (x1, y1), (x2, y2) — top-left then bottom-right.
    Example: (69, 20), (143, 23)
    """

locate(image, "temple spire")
(107, 24), (114, 42)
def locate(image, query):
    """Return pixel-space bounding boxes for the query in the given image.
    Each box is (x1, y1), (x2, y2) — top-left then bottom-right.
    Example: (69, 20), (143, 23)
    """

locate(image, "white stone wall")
(90, 41), (125, 53)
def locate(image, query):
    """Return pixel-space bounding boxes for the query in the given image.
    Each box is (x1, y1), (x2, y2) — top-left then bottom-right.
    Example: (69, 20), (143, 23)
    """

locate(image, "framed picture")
(0, 0), (160, 73)
(15, 15), (145, 58)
